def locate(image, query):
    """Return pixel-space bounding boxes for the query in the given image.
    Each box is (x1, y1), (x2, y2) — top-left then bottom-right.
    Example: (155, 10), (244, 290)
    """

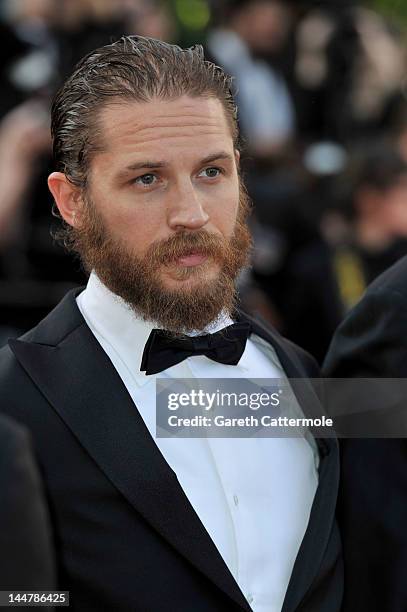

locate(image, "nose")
(167, 180), (210, 231)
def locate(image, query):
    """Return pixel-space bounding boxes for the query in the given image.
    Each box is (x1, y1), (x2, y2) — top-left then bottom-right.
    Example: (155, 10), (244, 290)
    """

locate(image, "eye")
(134, 173), (157, 186)
(199, 167), (222, 179)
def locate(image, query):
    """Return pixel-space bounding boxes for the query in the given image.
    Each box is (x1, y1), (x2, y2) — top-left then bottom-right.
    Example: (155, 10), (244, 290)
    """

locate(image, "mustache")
(146, 231), (226, 266)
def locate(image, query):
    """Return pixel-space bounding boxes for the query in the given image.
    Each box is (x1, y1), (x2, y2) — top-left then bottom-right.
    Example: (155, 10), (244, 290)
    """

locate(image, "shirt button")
(247, 593), (254, 604)
(233, 494), (239, 506)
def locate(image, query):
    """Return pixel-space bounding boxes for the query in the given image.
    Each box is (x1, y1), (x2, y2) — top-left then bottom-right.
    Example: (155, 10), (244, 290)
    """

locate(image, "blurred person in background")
(293, 2), (406, 144)
(119, 0), (177, 42)
(0, 0), (81, 346)
(0, 0), (133, 346)
(56, 0), (126, 80)
(0, 101), (50, 246)
(0, 0), (58, 117)
(323, 257), (407, 612)
(274, 144), (407, 363)
(56, 0), (176, 79)
(333, 145), (407, 290)
(0, 16), (31, 118)
(206, 0), (296, 159)
(0, 100), (55, 345)
(224, 0), (407, 364)
(0, 412), (56, 593)
(0, 95), (88, 346)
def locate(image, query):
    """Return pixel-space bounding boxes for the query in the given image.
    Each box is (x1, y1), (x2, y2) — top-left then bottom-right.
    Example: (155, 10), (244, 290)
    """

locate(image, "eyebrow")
(116, 151), (234, 180)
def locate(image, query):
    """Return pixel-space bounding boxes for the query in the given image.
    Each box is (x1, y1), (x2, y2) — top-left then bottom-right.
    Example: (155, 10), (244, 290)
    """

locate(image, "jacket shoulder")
(0, 343), (39, 411)
(5, 287), (85, 348)
(366, 254), (407, 298)
(0, 342), (25, 380)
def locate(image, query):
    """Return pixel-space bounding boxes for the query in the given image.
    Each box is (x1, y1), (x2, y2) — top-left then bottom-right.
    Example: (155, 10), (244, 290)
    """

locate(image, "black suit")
(323, 255), (407, 612)
(0, 289), (343, 611)
(0, 413), (56, 592)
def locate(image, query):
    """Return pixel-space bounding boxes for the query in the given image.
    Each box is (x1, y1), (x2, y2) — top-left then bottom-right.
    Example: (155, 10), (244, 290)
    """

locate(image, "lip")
(176, 253), (208, 267)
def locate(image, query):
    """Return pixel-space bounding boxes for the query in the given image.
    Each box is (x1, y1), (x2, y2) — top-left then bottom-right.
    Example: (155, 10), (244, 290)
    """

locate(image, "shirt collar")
(76, 271), (235, 387)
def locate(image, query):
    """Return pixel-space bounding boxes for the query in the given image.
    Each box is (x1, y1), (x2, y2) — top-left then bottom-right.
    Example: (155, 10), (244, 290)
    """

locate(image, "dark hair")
(51, 35), (238, 189)
(353, 147), (407, 193)
(335, 143), (407, 220)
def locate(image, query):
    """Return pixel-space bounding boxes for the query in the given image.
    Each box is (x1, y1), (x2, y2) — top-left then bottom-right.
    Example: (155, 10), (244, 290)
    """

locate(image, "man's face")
(70, 95), (252, 332)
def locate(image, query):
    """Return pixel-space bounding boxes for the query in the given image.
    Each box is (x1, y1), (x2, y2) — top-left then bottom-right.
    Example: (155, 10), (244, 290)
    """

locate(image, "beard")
(68, 185), (252, 334)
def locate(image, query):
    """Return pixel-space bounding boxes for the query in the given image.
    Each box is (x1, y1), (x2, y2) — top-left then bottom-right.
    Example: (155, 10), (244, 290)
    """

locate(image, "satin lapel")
(238, 311), (340, 612)
(9, 319), (251, 611)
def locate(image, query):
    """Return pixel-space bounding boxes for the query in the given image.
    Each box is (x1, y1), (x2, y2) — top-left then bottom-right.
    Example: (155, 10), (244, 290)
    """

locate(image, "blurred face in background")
(58, 0), (123, 28)
(356, 176), (407, 238)
(119, 0), (176, 41)
(232, 0), (292, 54)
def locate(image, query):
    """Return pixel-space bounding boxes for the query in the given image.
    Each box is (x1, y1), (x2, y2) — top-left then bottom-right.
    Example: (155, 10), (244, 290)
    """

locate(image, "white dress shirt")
(77, 272), (318, 612)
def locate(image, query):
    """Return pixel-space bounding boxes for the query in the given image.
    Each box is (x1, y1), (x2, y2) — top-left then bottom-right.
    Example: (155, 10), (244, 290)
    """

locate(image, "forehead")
(96, 95), (234, 163)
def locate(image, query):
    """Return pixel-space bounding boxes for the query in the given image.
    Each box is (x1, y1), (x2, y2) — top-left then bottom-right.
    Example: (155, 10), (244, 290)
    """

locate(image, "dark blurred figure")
(293, 3), (407, 144)
(0, 413), (56, 593)
(0, 0), (58, 117)
(323, 255), (407, 612)
(120, 0), (176, 42)
(0, 100), (86, 346)
(206, 0), (296, 158)
(55, 0), (126, 81)
(0, 0), (131, 344)
(281, 144), (407, 363)
(0, 20), (30, 117)
(56, 0), (176, 80)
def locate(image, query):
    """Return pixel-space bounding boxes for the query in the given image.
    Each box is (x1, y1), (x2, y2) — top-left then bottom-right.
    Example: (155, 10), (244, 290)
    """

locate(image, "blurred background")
(1, 0), (407, 363)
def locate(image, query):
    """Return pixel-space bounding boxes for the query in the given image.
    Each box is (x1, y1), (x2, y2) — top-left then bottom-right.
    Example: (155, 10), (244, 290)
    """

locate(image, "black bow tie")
(140, 322), (252, 375)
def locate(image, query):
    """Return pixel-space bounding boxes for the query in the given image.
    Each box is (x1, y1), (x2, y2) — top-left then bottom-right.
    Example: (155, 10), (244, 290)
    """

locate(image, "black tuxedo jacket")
(0, 289), (343, 611)
(323, 255), (407, 612)
(0, 413), (56, 592)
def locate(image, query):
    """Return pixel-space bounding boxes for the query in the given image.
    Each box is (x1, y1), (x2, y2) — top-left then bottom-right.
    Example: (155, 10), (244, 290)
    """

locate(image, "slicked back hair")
(51, 35), (239, 190)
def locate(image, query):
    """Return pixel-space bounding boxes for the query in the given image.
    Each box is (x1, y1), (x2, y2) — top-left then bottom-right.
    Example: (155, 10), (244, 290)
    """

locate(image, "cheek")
(94, 189), (165, 248)
(208, 184), (240, 232)
(118, 212), (164, 255)
(96, 186), (163, 230)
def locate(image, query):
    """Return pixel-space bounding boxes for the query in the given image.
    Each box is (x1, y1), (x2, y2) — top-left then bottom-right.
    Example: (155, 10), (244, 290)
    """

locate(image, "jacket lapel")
(9, 291), (251, 612)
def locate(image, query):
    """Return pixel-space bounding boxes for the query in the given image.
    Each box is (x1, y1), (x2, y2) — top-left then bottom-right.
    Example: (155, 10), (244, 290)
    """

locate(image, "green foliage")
(168, 0), (211, 46)
(369, 0), (407, 26)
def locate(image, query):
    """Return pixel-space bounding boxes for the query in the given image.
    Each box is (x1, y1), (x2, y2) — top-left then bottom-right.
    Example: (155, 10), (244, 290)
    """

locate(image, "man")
(324, 255), (407, 611)
(0, 413), (55, 592)
(0, 36), (342, 611)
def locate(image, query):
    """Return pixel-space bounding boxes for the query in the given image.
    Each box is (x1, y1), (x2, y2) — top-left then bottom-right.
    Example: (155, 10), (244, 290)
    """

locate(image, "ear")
(48, 172), (83, 227)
